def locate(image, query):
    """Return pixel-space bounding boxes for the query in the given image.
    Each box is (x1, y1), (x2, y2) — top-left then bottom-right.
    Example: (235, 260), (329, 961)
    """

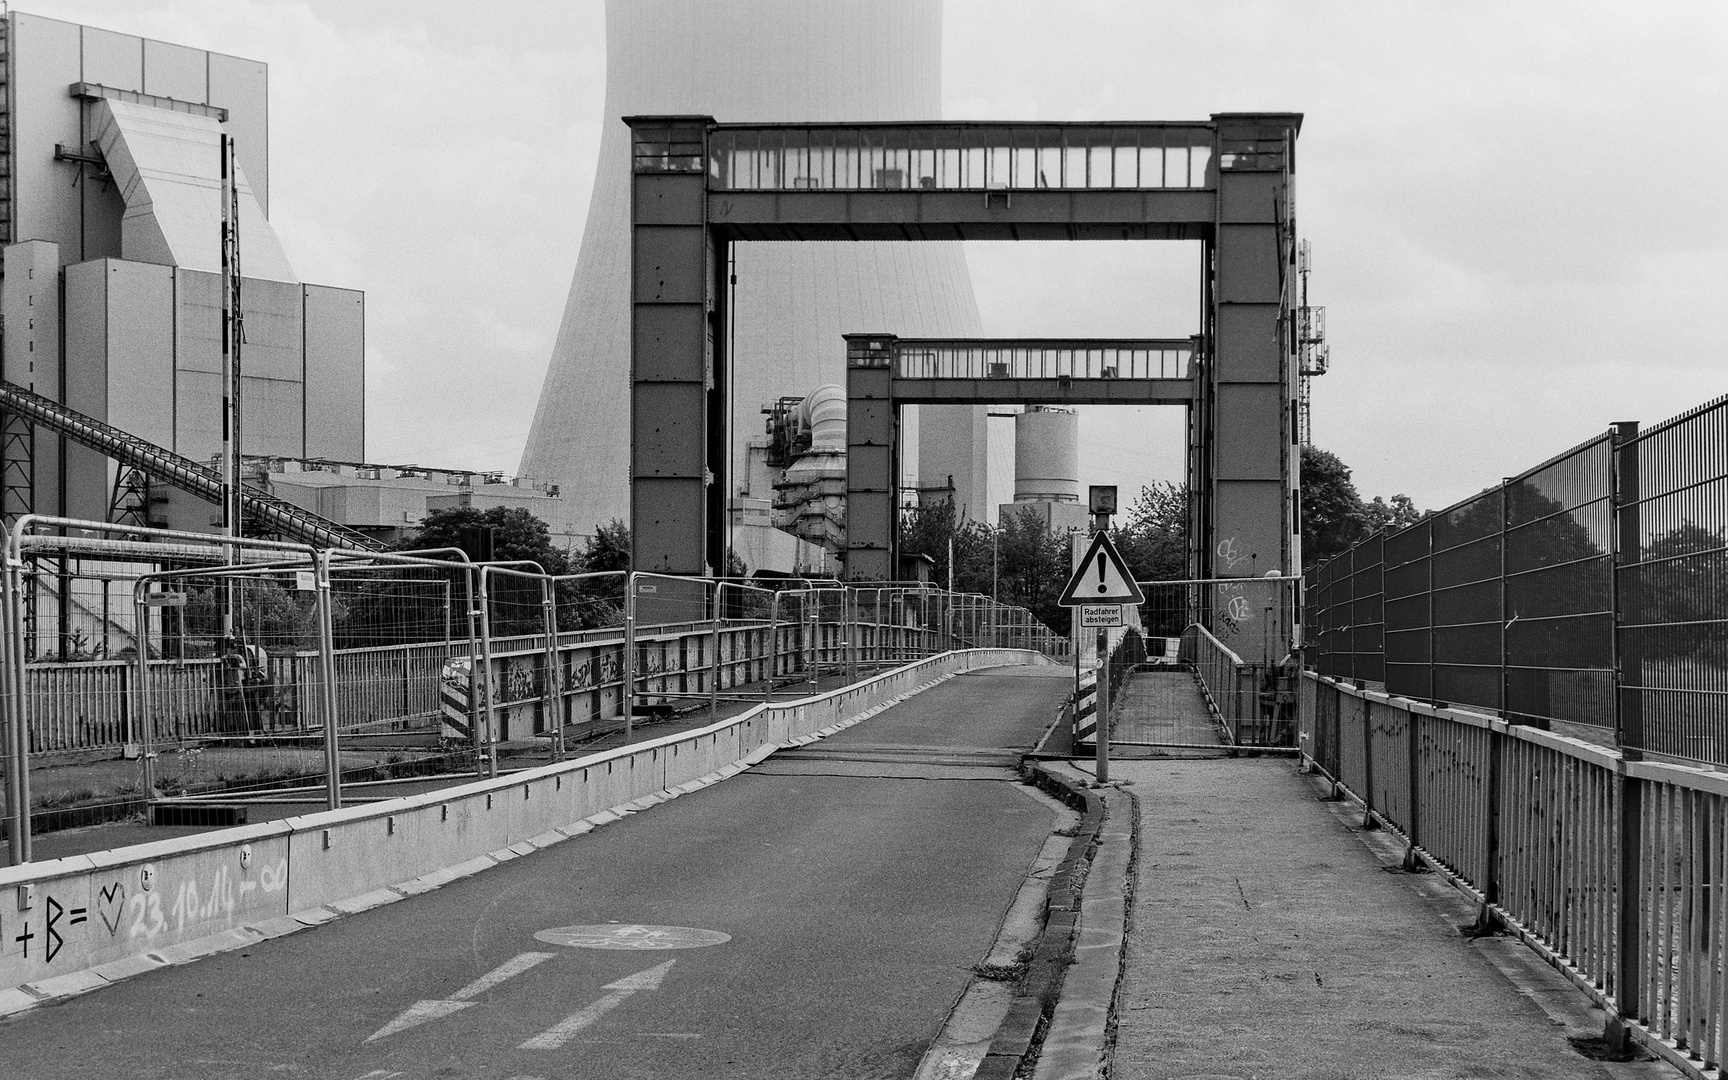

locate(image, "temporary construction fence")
(1308, 393), (1727, 767)
(1137, 576), (1301, 746)
(1304, 671), (1728, 1076)
(1, 516), (1069, 863)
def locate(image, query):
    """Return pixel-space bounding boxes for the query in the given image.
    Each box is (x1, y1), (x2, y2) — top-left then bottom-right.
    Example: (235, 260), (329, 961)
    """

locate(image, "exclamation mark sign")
(1096, 553), (1108, 593)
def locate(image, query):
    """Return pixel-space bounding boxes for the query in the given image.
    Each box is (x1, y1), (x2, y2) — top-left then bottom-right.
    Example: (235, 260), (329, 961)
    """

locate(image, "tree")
(399, 506), (572, 574)
(1300, 446), (1430, 572)
(996, 506), (1073, 631)
(579, 519), (630, 575)
(1114, 481), (1188, 582)
(562, 519), (631, 629)
(1637, 522), (1728, 665)
(384, 507), (573, 638)
(1301, 446), (1368, 571)
(898, 499), (993, 594)
(1362, 493), (1423, 532)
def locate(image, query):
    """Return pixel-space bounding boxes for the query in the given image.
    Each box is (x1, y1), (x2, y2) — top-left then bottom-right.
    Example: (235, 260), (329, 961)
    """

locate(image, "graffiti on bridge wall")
(0, 851), (287, 985)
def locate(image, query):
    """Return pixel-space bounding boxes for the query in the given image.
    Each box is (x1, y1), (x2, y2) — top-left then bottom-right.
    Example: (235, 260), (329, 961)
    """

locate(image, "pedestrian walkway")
(1111, 668), (1228, 753)
(1100, 756), (1676, 1079)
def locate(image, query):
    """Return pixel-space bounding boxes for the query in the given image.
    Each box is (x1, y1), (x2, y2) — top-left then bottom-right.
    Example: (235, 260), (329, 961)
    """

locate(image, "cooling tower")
(519, 0), (988, 542)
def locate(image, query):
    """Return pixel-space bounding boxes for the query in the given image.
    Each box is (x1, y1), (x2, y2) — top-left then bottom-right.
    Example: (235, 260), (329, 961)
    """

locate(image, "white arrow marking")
(518, 958), (676, 1050)
(366, 951), (557, 1042)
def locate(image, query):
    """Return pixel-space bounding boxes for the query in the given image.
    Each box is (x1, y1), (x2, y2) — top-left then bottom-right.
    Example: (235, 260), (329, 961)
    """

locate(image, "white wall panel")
(207, 53), (269, 213)
(3, 241), (62, 395)
(62, 260), (111, 519)
(101, 260), (177, 450)
(174, 267), (222, 374)
(79, 26), (143, 89)
(173, 369), (222, 465)
(242, 376), (304, 458)
(142, 38), (207, 103)
(10, 14), (84, 254)
(238, 277), (306, 456)
(174, 267), (221, 462)
(239, 277), (304, 381)
(302, 285), (365, 461)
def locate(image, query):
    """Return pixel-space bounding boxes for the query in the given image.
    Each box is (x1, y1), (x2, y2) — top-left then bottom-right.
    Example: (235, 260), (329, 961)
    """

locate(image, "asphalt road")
(1, 666), (1072, 1080)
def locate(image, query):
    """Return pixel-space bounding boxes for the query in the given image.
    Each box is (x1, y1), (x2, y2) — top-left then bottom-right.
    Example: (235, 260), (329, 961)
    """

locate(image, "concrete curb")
(1030, 767), (1133, 1080)
(967, 760), (1130, 1080)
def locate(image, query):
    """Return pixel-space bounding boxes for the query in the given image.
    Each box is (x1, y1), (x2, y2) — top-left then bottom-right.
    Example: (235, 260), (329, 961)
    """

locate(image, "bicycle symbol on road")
(534, 923), (732, 951)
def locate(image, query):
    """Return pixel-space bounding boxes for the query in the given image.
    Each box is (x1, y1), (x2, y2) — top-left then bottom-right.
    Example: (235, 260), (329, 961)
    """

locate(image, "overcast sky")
(41, 0), (1728, 515)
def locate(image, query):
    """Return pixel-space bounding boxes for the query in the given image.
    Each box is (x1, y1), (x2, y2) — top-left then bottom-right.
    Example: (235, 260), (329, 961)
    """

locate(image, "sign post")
(1057, 531), (1145, 784)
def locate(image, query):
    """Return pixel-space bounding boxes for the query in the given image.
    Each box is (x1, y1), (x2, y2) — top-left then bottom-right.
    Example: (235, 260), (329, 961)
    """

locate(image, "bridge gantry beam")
(626, 114), (1303, 589)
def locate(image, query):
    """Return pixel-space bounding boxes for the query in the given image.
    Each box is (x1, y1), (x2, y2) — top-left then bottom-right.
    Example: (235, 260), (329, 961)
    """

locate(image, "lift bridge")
(626, 113), (1306, 610)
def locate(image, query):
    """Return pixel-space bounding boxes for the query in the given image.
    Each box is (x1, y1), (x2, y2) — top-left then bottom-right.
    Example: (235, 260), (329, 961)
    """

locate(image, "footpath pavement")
(1111, 667), (1227, 752)
(1088, 756), (1677, 1078)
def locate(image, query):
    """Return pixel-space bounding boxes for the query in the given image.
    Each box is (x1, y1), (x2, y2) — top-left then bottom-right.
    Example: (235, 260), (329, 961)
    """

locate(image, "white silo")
(1000, 407), (1090, 533)
(519, 0), (989, 548)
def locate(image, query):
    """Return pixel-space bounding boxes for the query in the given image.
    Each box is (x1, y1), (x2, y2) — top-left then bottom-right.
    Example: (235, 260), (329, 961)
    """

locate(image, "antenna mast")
(1296, 240), (1328, 446)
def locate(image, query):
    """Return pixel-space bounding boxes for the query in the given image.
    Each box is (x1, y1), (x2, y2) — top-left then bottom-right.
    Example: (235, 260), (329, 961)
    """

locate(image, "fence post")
(1403, 704), (1422, 870)
(710, 581), (723, 717)
(764, 589), (779, 704)
(542, 575), (563, 760)
(132, 597), (155, 801)
(4, 555), (32, 864)
(1474, 722), (1503, 934)
(845, 588), (858, 684)
(1095, 628), (1110, 785)
(623, 571), (636, 740)
(460, 565), (483, 776)
(1612, 421), (1642, 757)
(1359, 693), (1377, 830)
(806, 591), (817, 693)
(1499, 478), (1520, 725)
(314, 550), (343, 812)
(476, 566), (499, 779)
(1610, 419), (1643, 1036)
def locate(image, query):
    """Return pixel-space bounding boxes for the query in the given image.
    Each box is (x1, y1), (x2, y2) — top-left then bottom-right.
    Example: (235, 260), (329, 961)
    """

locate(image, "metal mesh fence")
(1621, 397), (1728, 761)
(1308, 393), (1728, 763)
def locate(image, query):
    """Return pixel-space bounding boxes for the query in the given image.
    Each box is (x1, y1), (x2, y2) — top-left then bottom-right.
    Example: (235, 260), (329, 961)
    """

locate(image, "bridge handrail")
(1302, 671), (1728, 1073)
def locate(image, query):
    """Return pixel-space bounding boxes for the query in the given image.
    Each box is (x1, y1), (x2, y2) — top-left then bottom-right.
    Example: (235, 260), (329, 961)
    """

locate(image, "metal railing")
(1304, 672), (1728, 1075)
(892, 339), (1193, 382)
(702, 121), (1218, 192)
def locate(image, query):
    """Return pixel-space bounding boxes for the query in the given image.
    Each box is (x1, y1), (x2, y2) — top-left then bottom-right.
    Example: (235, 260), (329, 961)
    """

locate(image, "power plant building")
(520, 0), (992, 552)
(0, 11), (365, 530)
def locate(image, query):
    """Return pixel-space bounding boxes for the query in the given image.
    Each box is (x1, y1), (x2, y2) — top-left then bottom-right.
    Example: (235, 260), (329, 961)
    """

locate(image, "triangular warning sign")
(1057, 531), (1146, 607)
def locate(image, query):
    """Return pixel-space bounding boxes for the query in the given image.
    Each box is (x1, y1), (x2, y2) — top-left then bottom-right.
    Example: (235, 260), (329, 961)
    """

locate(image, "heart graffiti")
(96, 882), (125, 935)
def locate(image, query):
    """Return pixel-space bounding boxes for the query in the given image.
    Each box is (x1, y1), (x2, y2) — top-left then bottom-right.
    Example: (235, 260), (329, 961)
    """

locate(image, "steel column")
(628, 116), (720, 575)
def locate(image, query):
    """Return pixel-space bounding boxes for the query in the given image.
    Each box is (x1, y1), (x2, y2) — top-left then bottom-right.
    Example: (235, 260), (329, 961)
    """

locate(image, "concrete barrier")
(0, 648), (1050, 1010)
